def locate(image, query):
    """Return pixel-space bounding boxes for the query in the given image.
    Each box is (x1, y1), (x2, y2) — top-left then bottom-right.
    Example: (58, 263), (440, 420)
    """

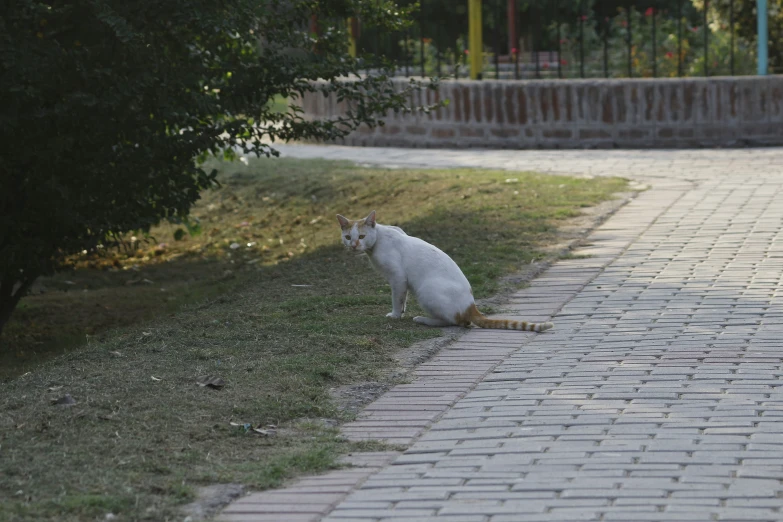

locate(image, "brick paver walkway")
(219, 146), (783, 522)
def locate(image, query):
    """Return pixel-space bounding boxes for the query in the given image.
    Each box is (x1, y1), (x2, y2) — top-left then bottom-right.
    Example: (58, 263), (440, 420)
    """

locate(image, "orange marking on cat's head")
(336, 214), (353, 230)
(338, 212), (376, 231)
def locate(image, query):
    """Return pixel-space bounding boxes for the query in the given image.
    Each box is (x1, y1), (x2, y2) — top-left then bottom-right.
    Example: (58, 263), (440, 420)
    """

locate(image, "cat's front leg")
(386, 278), (408, 319)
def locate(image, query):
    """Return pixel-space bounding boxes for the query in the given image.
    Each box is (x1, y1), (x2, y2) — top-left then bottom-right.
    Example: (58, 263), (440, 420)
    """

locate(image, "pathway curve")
(219, 145), (783, 522)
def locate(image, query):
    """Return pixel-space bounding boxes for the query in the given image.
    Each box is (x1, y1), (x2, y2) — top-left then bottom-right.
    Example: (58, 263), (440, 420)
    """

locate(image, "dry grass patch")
(0, 158), (627, 521)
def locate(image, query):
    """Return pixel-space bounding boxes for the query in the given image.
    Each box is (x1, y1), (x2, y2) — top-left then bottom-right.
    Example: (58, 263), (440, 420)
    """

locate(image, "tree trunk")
(0, 276), (35, 340)
(507, 0), (517, 54)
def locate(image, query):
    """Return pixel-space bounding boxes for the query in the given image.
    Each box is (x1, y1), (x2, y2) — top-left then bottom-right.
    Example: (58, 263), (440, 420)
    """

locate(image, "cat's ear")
(365, 210), (376, 228)
(336, 214), (351, 229)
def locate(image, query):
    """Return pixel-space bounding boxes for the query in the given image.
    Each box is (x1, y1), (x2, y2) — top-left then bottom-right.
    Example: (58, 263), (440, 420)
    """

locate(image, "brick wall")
(300, 76), (783, 149)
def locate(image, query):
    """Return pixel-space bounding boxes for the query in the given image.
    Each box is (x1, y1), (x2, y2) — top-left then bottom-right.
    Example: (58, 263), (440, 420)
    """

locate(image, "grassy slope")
(0, 158), (627, 521)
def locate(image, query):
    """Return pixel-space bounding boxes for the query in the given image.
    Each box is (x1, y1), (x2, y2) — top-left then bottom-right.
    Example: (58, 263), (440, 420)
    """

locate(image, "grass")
(0, 158), (627, 521)
(266, 94), (288, 114)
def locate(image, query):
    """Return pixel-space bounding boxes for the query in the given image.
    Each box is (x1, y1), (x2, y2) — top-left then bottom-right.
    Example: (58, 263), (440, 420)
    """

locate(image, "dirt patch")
(180, 484), (245, 522)
(330, 327), (463, 416)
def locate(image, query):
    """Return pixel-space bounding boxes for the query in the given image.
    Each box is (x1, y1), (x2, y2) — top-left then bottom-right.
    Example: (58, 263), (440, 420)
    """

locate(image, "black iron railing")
(354, 0), (769, 80)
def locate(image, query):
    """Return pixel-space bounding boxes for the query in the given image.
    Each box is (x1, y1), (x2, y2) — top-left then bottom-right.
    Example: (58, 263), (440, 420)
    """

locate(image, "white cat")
(337, 210), (554, 332)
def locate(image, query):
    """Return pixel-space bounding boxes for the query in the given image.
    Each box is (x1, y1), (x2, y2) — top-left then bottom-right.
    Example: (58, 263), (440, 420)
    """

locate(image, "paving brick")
(216, 147), (783, 521)
(326, 509), (437, 518)
(217, 515), (319, 522)
(489, 515), (600, 522)
(221, 503), (333, 514)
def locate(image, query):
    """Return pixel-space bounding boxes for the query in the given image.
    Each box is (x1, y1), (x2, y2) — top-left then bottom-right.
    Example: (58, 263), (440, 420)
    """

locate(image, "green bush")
(556, 5), (756, 78)
(0, 0), (436, 337)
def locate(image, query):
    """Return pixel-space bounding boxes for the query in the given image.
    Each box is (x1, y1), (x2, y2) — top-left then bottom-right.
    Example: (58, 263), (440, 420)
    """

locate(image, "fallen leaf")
(197, 375), (225, 389)
(48, 386), (63, 392)
(309, 216), (322, 225)
(109, 351), (122, 357)
(253, 423), (278, 436)
(151, 376), (161, 382)
(51, 394), (76, 406)
(230, 422), (253, 433)
(63, 280), (76, 285)
(291, 284), (312, 287)
(229, 421), (275, 436)
(229, 242), (241, 249)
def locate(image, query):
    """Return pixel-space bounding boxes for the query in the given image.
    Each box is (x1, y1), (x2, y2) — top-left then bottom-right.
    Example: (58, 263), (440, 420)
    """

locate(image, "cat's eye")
(359, 235), (366, 239)
(344, 235), (350, 240)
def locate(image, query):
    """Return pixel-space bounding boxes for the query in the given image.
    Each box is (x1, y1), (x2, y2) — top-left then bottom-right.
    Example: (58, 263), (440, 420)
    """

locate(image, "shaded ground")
(0, 158), (627, 521)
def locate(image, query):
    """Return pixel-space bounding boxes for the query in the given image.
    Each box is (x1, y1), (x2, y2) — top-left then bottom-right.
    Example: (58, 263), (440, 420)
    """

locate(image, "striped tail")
(465, 304), (553, 332)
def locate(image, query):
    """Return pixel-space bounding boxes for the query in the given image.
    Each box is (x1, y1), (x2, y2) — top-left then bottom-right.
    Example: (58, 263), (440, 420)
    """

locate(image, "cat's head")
(336, 210), (377, 252)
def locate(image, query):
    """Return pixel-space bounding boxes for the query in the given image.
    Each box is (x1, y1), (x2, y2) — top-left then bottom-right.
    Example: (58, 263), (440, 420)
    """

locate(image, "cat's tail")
(465, 304), (553, 332)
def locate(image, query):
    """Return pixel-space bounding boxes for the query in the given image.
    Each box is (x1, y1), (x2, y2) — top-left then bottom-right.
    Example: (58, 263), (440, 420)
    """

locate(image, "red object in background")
(507, 0), (517, 59)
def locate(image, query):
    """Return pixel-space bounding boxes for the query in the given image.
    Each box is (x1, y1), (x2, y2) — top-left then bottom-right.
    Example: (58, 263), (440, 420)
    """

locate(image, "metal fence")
(356, 0), (772, 80)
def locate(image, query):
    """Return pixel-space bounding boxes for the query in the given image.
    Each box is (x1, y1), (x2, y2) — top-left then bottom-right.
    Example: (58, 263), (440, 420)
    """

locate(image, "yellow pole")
(347, 17), (358, 57)
(468, 0), (482, 79)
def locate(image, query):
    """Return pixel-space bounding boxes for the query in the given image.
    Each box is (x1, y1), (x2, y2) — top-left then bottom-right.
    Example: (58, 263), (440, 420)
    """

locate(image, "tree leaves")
(0, 0), (437, 335)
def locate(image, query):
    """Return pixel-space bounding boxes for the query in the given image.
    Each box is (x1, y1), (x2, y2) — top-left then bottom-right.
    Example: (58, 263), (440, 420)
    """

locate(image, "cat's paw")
(386, 312), (402, 319)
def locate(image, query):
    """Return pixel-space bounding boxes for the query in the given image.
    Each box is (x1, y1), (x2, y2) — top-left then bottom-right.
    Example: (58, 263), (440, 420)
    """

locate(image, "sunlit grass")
(0, 158), (627, 521)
